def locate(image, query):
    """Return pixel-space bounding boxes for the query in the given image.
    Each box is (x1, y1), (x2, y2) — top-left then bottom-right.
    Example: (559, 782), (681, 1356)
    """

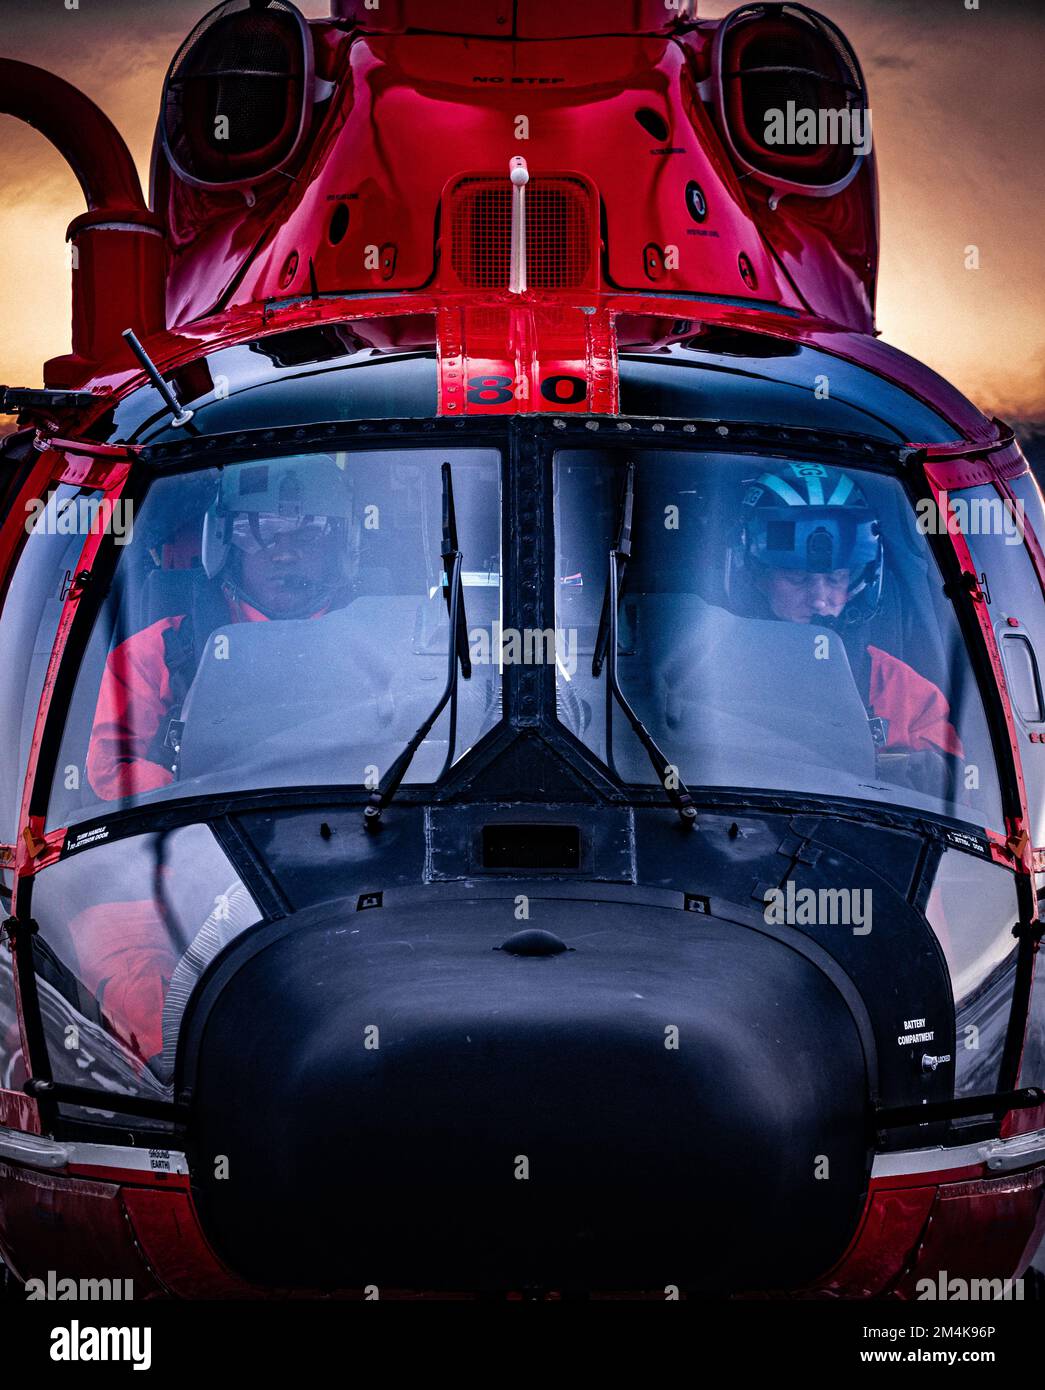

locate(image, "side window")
(925, 850), (1019, 1104)
(0, 487), (100, 846)
(956, 483), (1045, 847)
(1007, 469), (1045, 546)
(29, 823), (261, 1122)
(1018, 948), (1045, 1092)
(0, 944), (26, 1092)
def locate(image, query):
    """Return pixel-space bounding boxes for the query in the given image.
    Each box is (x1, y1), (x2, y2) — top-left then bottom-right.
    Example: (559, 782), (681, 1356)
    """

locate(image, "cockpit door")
(955, 475), (1045, 851)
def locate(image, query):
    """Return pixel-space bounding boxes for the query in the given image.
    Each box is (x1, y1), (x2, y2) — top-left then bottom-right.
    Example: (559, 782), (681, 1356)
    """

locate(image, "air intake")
(445, 174), (599, 291)
(709, 3), (869, 200)
(161, 0), (314, 190)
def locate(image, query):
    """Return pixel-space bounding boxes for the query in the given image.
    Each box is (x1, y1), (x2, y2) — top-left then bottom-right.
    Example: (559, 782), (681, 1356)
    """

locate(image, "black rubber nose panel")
(182, 897), (870, 1293)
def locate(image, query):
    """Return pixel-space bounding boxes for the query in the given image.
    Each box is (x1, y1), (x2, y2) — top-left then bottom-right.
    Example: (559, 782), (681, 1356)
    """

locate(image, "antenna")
(509, 156), (529, 295)
(121, 329), (194, 429)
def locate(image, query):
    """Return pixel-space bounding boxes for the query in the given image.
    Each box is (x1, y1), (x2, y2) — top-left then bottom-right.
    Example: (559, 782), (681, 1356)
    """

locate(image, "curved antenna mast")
(0, 59), (166, 386)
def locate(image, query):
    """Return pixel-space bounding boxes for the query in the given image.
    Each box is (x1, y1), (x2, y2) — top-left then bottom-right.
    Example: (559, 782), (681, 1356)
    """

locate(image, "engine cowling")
(707, 3), (871, 201)
(161, 0), (316, 190)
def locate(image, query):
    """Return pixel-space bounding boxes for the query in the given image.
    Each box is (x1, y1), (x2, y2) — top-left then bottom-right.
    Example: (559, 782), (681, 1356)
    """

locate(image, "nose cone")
(182, 898), (870, 1293)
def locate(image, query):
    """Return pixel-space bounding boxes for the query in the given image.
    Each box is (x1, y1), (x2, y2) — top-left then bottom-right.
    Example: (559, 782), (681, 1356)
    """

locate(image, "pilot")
(86, 454), (358, 802)
(75, 456), (359, 1066)
(724, 461), (963, 768)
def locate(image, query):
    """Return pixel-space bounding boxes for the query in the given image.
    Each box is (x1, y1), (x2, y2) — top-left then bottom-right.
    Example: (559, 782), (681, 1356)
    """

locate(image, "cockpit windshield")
(47, 448), (502, 828)
(554, 449), (1005, 830)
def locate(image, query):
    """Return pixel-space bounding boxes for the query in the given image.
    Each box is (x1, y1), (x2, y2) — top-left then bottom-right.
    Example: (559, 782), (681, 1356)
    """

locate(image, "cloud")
(974, 347), (1045, 426)
(1, 0), (1043, 406)
(865, 54), (915, 72)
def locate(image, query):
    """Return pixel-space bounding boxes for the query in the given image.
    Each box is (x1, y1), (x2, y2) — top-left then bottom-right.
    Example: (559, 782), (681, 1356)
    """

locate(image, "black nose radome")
(497, 928), (571, 956)
(181, 897), (871, 1294)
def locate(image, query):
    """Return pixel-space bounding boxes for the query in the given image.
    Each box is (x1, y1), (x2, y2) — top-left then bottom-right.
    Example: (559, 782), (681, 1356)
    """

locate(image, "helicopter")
(0, 0), (1042, 1299)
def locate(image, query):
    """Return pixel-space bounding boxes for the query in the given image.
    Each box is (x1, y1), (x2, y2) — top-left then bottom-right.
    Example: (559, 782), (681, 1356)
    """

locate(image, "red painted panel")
(332, 0), (699, 36)
(437, 303), (617, 416)
(0, 1160), (164, 1294)
(0, 1088), (39, 1134)
(810, 1185), (936, 1299)
(923, 458), (999, 491)
(120, 1187), (261, 1299)
(1003, 1103), (1045, 1139)
(893, 1168), (1045, 1297)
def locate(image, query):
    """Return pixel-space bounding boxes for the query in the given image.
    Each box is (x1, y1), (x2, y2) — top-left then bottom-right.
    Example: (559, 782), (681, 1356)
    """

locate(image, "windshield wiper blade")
(592, 463), (634, 679)
(364, 462), (471, 829)
(440, 459), (473, 681)
(594, 462), (697, 829)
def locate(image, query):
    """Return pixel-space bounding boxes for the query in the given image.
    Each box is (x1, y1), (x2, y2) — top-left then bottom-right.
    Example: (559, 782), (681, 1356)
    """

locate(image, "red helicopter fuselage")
(0, 0), (1042, 1299)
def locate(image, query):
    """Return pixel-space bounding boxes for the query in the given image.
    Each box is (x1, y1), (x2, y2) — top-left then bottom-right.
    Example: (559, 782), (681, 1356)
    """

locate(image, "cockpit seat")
(141, 565), (208, 632)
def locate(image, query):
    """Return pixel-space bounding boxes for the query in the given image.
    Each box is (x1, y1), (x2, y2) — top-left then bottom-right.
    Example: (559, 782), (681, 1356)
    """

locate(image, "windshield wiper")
(592, 462), (697, 829)
(364, 462), (471, 829)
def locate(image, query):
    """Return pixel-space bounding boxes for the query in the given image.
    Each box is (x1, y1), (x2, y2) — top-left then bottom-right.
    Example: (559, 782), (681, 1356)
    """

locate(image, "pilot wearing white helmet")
(87, 453), (358, 802)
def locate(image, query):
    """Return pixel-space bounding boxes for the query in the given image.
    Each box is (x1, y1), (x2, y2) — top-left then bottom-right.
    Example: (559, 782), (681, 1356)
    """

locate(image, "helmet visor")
(748, 507), (879, 574)
(228, 511), (340, 555)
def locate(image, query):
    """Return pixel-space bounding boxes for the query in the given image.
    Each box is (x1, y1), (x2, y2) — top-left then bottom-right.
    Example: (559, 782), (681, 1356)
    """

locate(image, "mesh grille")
(780, 3), (862, 93)
(194, 14), (296, 155)
(163, 0), (307, 186)
(448, 176), (594, 290)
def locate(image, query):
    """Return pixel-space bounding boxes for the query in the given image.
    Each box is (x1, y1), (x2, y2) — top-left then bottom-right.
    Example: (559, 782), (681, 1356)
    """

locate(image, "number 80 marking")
(464, 374), (588, 407)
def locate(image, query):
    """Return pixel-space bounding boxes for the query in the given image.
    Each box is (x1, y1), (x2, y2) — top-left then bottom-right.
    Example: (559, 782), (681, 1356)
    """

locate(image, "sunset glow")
(2, 0), (1042, 423)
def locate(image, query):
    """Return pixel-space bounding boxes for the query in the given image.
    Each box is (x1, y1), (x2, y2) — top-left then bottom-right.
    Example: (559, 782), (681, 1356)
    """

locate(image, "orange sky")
(2, 0), (1043, 424)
